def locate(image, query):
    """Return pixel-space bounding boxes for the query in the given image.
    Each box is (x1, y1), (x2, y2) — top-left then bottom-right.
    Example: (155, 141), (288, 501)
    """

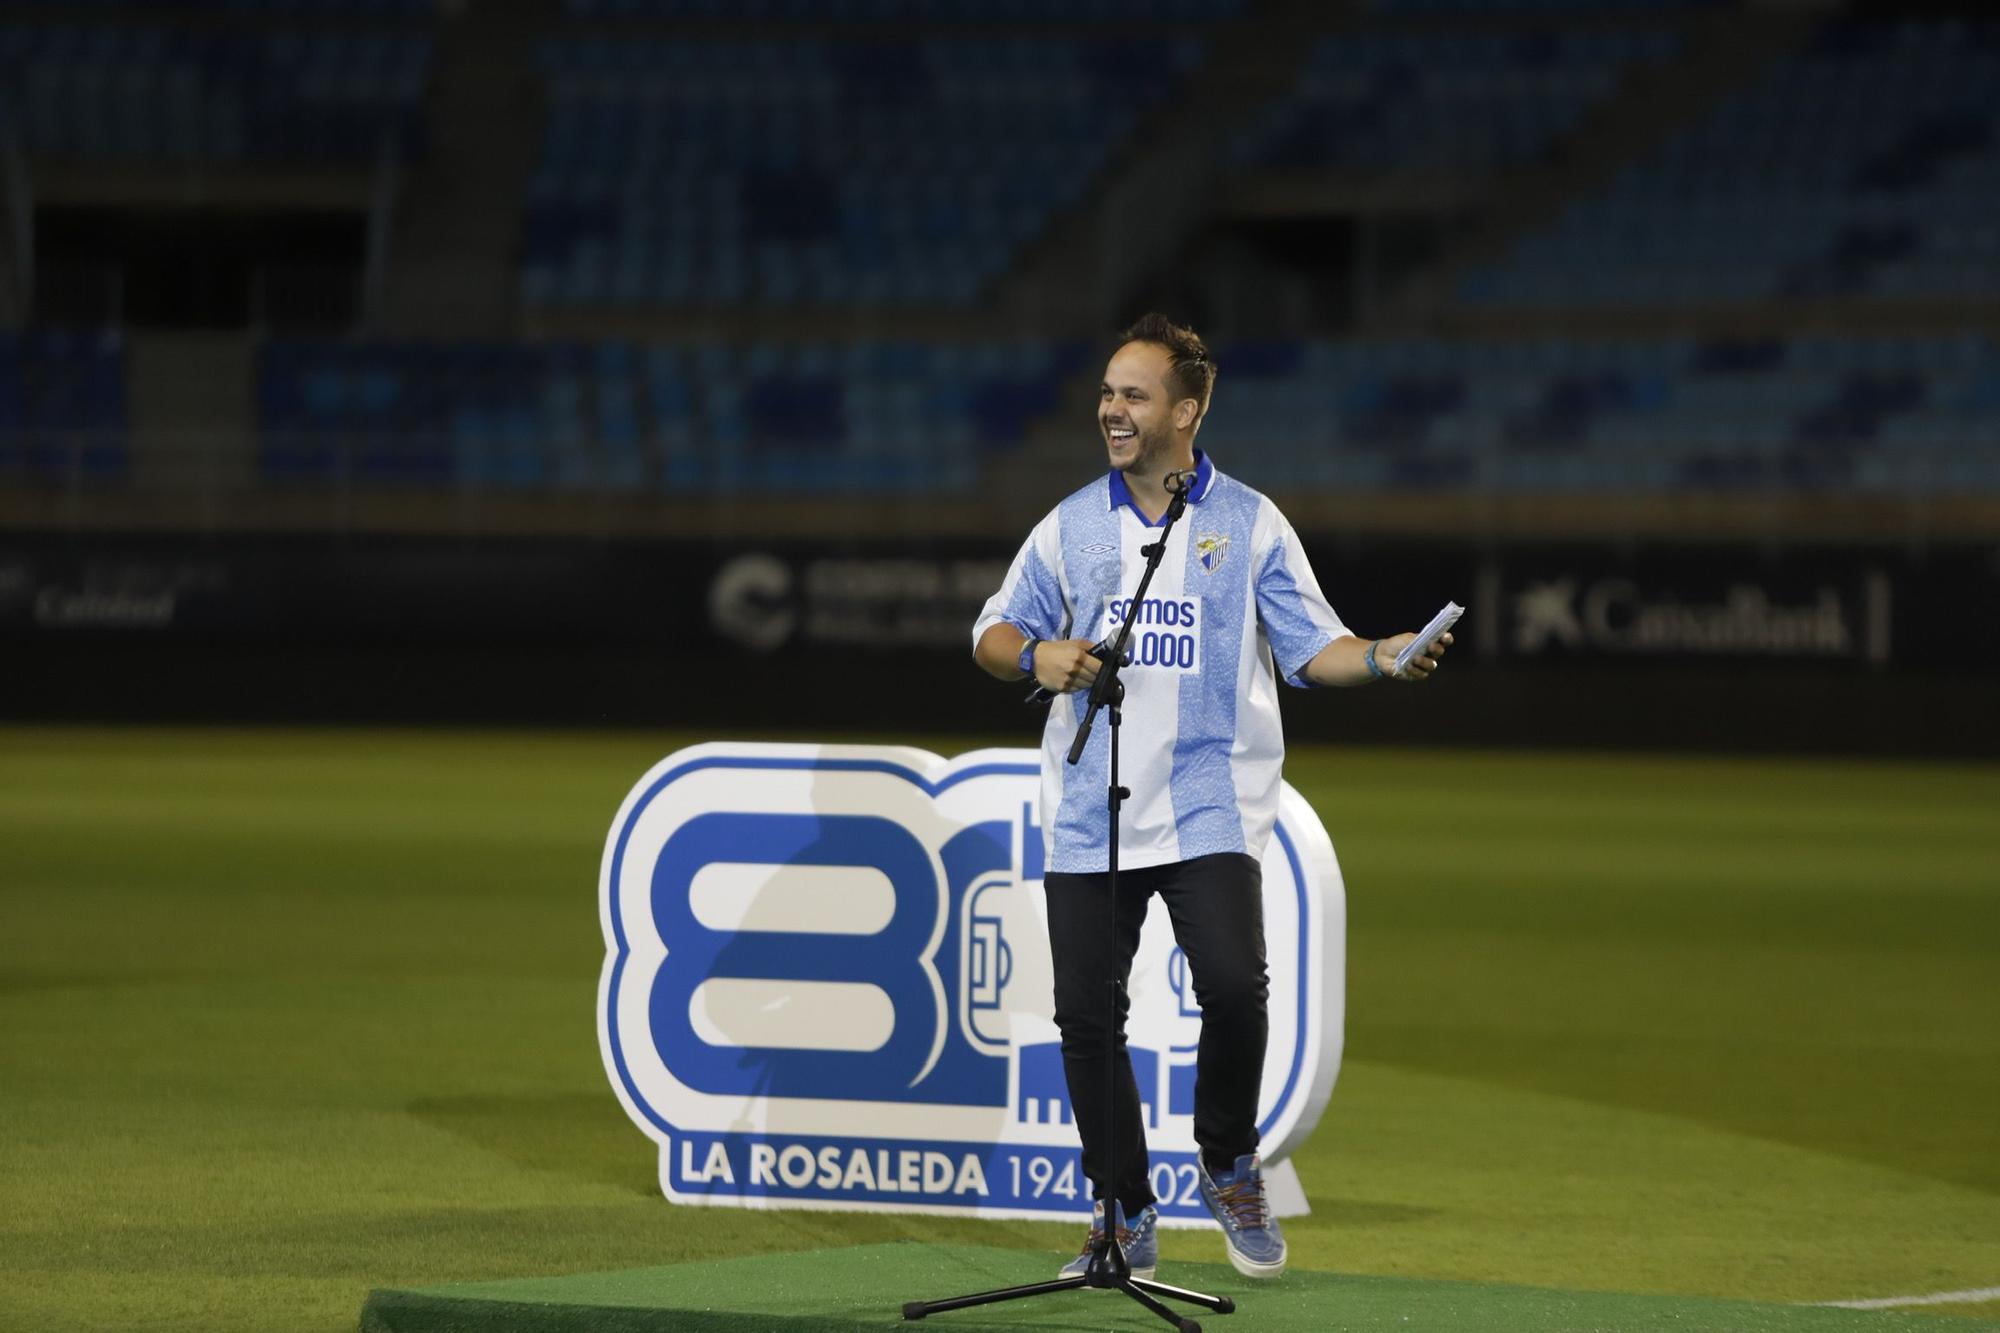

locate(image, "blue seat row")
(562, 0), (1240, 17)
(1367, 0), (1727, 11)
(1467, 18), (2000, 305)
(522, 36), (1202, 309)
(1211, 334), (2000, 492)
(248, 334), (2000, 496)
(0, 331), (127, 482)
(1233, 26), (1678, 177)
(256, 338), (1093, 493)
(56, 0), (439, 11)
(0, 25), (432, 163)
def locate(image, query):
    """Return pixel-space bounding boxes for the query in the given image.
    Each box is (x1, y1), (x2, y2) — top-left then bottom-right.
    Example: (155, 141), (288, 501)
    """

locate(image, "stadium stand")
(1231, 26), (1680, 178)
(1365, 0), (1728, 12)
(0, 23), (432, 164)
(255, 337), (1092, 493)
(0, 329), (127, 481)
(558, 0), (1241, 17)
(520, 35), (1205, 309)
(56, 1), (441, 11)
(253, 331), (2000, 496)
(211, 0), (440, 10)
(1211, 334), (2000, 491)
(1465, 17), (2000, 305)
(1, 0), (1994, 529)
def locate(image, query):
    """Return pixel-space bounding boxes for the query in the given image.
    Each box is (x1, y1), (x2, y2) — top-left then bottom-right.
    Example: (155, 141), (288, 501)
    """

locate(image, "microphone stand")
(905, 470), (1234, 1332)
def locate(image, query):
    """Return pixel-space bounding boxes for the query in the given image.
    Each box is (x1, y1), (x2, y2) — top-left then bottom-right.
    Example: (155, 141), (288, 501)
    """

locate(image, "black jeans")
(1043, 851), (1269, 1218)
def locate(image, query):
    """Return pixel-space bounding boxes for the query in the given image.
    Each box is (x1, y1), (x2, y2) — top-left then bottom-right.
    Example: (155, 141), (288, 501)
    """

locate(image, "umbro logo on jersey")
(1083, 543), (1116, 556)
(1196, 533), (1230, 574)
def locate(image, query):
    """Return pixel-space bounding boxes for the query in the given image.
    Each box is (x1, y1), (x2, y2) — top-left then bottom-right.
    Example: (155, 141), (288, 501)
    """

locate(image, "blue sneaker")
(1057, 1199), (1158, 1280)
(1198, 1152), (1286, 1278)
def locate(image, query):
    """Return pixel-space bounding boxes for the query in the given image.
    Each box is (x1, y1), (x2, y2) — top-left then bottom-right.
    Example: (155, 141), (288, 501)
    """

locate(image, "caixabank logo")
(598, 742), (1345, 1225)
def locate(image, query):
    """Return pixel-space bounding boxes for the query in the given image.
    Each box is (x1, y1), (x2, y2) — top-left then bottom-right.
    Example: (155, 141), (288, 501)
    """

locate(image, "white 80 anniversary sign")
(598, 742), (1346, 1224)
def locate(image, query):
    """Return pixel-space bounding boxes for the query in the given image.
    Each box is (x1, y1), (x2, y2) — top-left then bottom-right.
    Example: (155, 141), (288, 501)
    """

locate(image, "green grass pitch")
(2, 726), (1996, 1331)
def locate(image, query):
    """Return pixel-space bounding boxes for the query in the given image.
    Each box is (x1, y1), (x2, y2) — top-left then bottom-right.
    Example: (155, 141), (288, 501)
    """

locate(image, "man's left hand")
(1376, 630), (1453, 681)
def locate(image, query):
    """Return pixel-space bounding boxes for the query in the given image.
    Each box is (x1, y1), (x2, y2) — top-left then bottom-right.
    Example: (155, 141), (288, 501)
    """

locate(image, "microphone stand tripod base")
(901, 1233), (1234, 1332)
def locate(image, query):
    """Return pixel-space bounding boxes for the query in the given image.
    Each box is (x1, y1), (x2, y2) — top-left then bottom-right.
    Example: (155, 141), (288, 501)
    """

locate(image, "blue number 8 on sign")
(647, 812), (943, 1100)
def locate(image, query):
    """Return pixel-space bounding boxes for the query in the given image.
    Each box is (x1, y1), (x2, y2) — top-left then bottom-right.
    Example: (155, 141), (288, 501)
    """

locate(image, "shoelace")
(1210, 1176), (1271, 1231)
(1079, 1219), (1140, 1255)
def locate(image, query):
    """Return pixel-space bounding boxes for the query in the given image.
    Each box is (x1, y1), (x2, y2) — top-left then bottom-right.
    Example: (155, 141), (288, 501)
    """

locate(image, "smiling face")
(1099, 340), (1195, 478)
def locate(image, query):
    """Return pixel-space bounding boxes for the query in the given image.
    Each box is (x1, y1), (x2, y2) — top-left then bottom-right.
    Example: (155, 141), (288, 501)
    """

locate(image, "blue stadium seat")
(1207, 334), (2000, 494)
(1367, 0), (1728, 12)
(559, 0), (1240, 19)
(1232, 27), (1679, 178)
(523, 35), (1205, 309)
(1467, 17), (2000, 305)
(254, 337), (1095, 495)
(0, 331), (129, 482)
(0, 22), (433, 165)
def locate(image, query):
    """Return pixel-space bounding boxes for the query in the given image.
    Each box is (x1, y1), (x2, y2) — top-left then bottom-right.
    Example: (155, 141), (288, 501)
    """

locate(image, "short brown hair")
(1119, 312), (1216, 423)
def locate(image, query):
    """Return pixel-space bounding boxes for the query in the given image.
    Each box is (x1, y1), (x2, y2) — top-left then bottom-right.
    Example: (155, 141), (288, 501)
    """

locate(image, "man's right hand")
(1033, 638), (1103, 694)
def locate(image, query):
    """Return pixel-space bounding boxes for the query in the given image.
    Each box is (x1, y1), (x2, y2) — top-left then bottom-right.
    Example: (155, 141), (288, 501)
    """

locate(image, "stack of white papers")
(1393, 602), (1465, 675)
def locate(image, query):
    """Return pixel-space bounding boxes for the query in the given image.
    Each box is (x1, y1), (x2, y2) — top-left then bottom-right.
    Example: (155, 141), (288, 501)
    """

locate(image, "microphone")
(1163, 469), (1195, 496)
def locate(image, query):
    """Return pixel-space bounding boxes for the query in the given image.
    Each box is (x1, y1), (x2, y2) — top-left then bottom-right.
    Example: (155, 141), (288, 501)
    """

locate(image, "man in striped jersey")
(973, 313), (1452, 1281)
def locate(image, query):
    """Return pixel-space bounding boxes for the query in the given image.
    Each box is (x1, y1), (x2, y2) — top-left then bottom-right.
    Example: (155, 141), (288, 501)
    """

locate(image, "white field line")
(1808, 1285), (2000, 1311)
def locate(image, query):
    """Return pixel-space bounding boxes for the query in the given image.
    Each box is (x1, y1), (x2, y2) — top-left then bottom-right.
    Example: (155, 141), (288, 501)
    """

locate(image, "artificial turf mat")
(360, 1242), (2000, 1333)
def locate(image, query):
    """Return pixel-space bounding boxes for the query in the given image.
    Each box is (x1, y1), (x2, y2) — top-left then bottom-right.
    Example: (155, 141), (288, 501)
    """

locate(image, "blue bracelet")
(1364, 640), (1385, 680)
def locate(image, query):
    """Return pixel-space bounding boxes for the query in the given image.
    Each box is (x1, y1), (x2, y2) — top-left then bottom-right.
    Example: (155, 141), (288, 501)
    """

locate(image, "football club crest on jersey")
(1196, 533), (1230, 574)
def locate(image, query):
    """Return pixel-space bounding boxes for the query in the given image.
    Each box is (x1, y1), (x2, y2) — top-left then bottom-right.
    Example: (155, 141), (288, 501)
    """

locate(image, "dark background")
(1, 0), (1994, 756)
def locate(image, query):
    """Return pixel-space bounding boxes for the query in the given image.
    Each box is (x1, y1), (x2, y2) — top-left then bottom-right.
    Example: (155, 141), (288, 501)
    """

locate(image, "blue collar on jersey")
(1106, 448), (1214, 527)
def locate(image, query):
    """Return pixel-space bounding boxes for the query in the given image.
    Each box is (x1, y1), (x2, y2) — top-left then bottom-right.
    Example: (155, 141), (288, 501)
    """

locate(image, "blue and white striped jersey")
(974, 451), (1351, 874)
